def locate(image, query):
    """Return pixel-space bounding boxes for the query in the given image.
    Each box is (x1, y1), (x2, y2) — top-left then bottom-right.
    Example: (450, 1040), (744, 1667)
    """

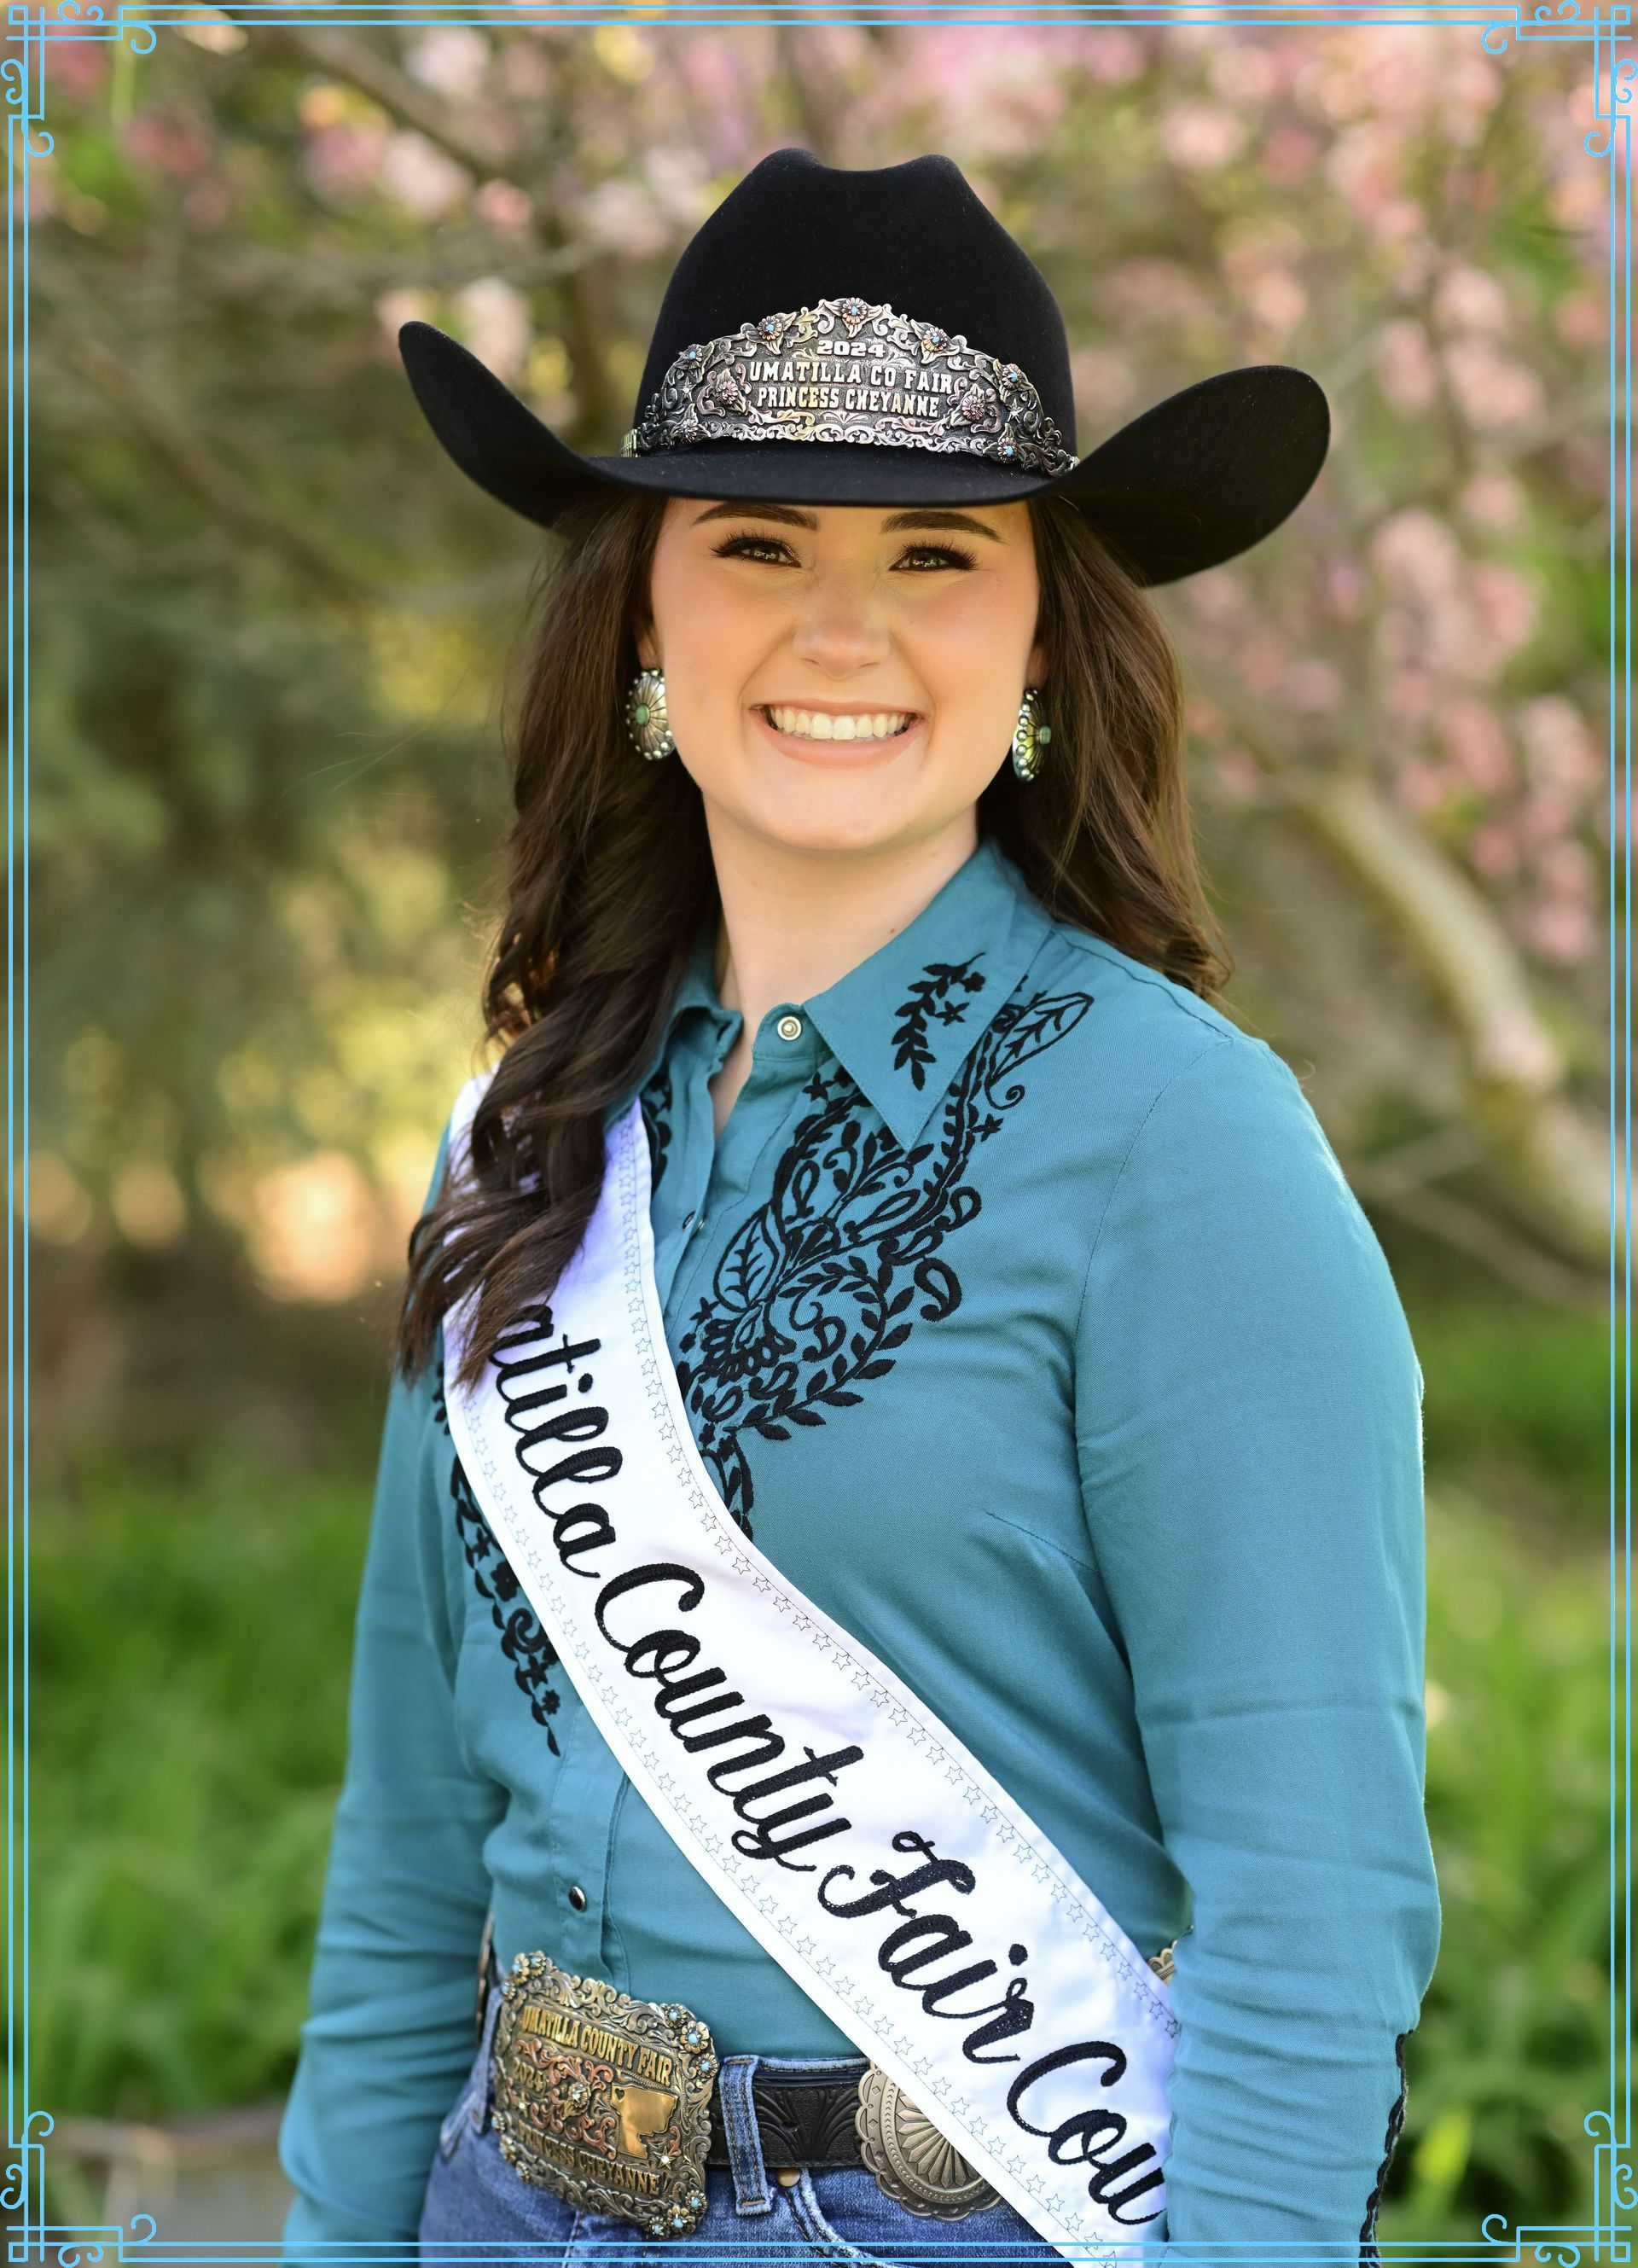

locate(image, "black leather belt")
(704, 2060), (870, 2171)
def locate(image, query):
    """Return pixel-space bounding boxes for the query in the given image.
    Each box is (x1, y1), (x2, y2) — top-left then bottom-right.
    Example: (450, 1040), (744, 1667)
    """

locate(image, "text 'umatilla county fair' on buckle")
(619, 297), (1078, 476)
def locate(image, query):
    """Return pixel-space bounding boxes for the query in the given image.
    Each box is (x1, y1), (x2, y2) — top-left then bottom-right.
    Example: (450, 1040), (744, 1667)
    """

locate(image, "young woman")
(279, 149), (1441, 2265)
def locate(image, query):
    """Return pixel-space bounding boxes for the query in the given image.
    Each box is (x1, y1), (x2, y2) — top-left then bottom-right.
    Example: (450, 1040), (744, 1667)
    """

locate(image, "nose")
(787, 566), (892, 680)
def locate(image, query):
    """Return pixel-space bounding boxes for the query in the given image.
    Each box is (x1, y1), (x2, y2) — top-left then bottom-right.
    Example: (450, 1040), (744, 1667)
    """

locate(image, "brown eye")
(897, 544), (977, 571)
(712, 534), (794, 564)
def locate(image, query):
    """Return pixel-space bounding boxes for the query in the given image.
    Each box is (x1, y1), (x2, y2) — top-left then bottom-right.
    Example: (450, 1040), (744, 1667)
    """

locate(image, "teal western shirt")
(279, 833), (1441, 2258)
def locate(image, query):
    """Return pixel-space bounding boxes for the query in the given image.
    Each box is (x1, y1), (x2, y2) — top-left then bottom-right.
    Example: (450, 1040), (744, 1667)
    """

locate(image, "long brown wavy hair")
(395, 484), (1229, 1392)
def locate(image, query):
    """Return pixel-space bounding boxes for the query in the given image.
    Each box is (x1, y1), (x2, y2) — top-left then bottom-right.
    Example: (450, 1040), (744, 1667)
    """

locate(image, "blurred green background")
(24, 14), (1618, 2253)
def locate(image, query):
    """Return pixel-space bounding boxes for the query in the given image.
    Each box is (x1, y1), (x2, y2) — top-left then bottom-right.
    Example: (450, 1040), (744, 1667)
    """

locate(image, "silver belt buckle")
(854, 1939), (1178, 2220)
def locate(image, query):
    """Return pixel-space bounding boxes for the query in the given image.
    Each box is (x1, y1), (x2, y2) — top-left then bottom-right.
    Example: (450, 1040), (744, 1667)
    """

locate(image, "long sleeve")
(1072, 1028), (1442, 2260)
(279, 1127), (507, 2255)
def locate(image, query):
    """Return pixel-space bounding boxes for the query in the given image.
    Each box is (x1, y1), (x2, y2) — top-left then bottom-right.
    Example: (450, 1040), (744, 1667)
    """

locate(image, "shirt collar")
(659, 835), (1056, 1153)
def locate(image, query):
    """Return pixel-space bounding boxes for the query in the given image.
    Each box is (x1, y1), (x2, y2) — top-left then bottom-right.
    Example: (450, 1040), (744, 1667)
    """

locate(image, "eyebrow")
(691, 500), (1005, 544)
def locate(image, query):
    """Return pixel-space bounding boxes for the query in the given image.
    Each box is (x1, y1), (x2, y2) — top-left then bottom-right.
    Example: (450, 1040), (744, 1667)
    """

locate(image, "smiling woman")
(279, 148), (1439, 2268)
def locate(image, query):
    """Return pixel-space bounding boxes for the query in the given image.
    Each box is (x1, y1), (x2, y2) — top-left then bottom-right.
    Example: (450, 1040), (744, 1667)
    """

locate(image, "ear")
(1027, 636), (1048, 685)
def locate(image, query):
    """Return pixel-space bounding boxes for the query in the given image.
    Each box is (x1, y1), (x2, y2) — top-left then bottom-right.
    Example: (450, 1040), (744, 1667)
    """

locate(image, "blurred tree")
(23, 19), (1614, 1457)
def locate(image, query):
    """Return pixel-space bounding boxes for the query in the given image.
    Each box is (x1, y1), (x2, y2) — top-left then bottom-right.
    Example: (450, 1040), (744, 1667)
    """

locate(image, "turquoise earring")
(626, 667), (676, 760)
(1010, 686), (1052, 782)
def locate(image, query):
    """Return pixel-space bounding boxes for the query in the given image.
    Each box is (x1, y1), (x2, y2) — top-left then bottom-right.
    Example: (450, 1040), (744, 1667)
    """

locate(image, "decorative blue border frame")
(4, 7), (1631, 2265)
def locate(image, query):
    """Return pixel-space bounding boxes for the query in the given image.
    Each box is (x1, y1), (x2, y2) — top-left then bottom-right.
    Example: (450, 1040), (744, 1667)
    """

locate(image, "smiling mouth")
(757, 704), (920, 745)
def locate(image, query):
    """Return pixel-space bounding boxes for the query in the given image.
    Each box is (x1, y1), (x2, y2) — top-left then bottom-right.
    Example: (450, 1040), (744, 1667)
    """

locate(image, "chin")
(738, 790), (918, 860)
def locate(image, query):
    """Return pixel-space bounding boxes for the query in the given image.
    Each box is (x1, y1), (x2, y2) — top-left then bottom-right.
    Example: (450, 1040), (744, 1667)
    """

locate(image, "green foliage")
(27, 1416), (1617, 2248)
(29, 1440), (369, 2117)
(1380, 1489), (1610, 2244)
(1407, 1294), (1610, 1538)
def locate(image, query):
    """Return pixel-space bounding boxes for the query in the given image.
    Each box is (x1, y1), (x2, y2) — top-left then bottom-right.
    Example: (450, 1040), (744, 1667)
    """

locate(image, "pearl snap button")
(567, 1884), (588, 1911)
(776, 1014), (803, 1041)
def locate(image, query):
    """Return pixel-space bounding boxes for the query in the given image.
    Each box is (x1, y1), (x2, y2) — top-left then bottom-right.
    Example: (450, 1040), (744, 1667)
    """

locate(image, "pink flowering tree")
(26, 19), (1612, 1325)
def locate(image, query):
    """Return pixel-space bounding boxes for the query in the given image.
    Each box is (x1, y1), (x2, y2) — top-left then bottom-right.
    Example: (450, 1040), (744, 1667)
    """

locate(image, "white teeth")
(766, 707), (911, 742)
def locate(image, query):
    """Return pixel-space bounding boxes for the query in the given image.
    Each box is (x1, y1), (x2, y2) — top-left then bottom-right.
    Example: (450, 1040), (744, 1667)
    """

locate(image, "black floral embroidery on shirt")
(675, 976), (1093, 1535)
(639, 1058), (676, 1194)
(892, 955), (987, 1089)
(431, 1366), (564, 1751)
(1358, 2029), (1410, 2263)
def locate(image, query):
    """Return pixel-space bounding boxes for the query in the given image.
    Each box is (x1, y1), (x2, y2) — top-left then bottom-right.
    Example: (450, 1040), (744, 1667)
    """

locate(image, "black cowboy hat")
(398, 148), (1329, 589)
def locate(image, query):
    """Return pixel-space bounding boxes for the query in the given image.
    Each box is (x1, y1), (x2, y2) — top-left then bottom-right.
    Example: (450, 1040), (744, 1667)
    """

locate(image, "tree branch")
(1291, 770), (1613, 1266)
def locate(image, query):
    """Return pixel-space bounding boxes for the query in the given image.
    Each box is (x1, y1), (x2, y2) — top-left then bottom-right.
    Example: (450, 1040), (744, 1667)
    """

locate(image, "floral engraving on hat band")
(621, 296), (1077, 478)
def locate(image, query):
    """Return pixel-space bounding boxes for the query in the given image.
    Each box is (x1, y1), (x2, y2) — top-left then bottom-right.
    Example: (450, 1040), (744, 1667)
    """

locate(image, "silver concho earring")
(1009, 686), (1052, 782)
(625, 666), (676, 761)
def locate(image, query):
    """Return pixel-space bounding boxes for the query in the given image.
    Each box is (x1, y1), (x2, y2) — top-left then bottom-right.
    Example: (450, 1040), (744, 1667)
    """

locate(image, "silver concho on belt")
(853, 1941), (1178, 2220)
(621, 296), (1077, 477)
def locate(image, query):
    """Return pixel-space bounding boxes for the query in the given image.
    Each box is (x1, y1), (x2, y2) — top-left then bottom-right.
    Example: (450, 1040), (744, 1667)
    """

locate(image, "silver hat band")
(619, 295), (1077, 478)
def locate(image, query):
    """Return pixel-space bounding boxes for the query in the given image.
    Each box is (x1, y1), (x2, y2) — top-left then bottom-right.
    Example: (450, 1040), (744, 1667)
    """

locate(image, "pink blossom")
(1082, 29), (1144, 84)
(1519, 787), (1579, 847)
(1162, 101), (1248, 173)
(1467, 817), (1521, 880)
(1382, 665), (1435, 724)
(125, 110), (213, 182)
(1395, 759), (1453, 816)
(1535, 837), (1594, 898)
(1235, 630), (1292, 696)
(377, 287), (431, 356)
(1322, 556), (1369, 625)
(302, 118), (390, 208)
(1472, 561), (1540, 659)
(380, 130), (472, 222)
(1244, 268), (1308, 340)
(1519, 694), (1600, 797)
(476, 178), (533, 234)
(1104, 257), (1214, 329)
(1432, 262), (1511, 336)
(48, 38), (107, 101)
(580, 177), (672, 259)
(1276, 659), (1345, 712)
(1519, 897), (1597, 964)
(1208, 43), (1277, 104)
(451, 277), (531, 382)
(1375, 320), (1440, 416)
(1214, 749), (1264, 801)
(1443, 337), (1543, 433)
(1457, 469), (1526, 532)
(1438, 695), (1515, 792)
(1554, 289), (1606, 349)
(1258, 125), (1323, 190)
(1368, 200), (1427, 248)
(1370, 509), (1462, 601)
(405, 27), (490, 102)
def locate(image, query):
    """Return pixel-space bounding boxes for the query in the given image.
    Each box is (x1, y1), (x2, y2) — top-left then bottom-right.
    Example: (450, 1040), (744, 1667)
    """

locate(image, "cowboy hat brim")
(398, 320), (1328, 588)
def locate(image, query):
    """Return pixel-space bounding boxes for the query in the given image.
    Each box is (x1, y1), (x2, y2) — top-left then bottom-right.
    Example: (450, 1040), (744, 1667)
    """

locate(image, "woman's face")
(636, 494), (1047, 858)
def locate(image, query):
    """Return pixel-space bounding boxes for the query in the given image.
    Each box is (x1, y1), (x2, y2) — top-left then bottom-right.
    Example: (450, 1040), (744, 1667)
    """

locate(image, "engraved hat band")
(619, 296), (1077, 480)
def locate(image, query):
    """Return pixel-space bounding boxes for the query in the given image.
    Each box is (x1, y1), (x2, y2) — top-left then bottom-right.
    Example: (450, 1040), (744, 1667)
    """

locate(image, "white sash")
(441, 1073), (1178, 2263)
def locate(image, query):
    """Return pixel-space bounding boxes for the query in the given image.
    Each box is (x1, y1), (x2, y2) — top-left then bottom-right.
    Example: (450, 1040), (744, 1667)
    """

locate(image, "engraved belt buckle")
(856, 2066), (1003, 2220)
(491, 1952), (718, 2238)
(854, 1940), (1179, 2220)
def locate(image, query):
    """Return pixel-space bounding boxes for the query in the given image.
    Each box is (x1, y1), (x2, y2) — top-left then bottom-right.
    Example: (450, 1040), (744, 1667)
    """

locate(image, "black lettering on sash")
(818, 1831), (976, 1919)
(878, 1916), (974, 1981)
(595, 1563), (702, 1650)
(553, 1503), (616, 1574)
(624, 1629), (700, 1681)
(1006, 2041), (1163, 2227)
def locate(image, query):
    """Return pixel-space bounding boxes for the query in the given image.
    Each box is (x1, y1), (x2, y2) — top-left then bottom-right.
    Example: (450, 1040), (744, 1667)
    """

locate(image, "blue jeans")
(418, 1974), (1064, 2265)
